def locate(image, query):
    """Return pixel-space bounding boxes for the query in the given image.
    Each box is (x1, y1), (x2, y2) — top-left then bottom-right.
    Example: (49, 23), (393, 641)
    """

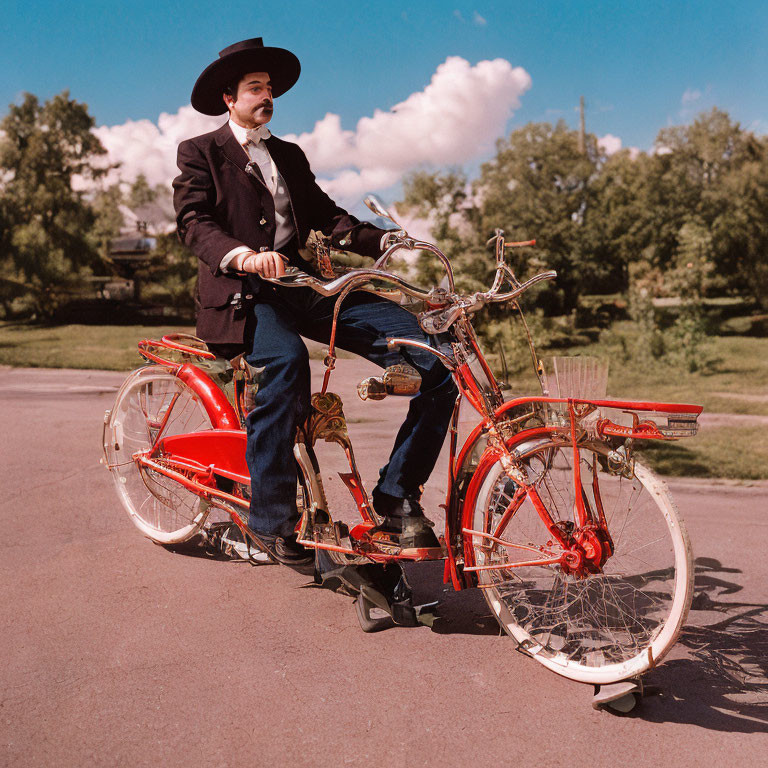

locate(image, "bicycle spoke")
(106, 369), (217, 540)
(469, 438), (689, 677)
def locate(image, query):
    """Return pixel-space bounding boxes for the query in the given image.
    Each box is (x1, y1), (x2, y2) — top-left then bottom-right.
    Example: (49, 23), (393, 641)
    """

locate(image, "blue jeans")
(243, 286), (457, 536)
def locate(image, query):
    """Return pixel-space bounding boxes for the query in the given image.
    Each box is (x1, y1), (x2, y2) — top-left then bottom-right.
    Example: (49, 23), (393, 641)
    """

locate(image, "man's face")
(225, 72), (273, 128)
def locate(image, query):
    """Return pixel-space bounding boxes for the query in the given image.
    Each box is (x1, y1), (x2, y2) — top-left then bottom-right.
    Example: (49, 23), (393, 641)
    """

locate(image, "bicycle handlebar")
(264, 266), (435, 302)
(374, 237), (456, 293)
(263, 226), (555, 313)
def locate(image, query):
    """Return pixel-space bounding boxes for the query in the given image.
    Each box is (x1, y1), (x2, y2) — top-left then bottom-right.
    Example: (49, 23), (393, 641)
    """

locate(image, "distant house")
(107, 197), (175, 300)
(117, 199), (176, 238)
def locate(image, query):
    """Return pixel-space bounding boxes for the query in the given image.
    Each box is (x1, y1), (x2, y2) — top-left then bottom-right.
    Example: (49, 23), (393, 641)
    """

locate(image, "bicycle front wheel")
(104, 366), (214, 544)
(465, 435), (693, 684)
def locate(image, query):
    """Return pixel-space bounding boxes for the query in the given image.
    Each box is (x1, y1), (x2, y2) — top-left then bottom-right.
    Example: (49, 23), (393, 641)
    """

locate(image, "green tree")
(90, 183), (125, 260)
(150, 233), (197, 312)
(0, 91), (108, 318)
(643, 108), (767, 304)
(399, 108), (768, 376)
(0, 195), (30, 317)
(710, 135), (768, 309)
(475, 120), (606, 314)
(666, 219), (715, 371)
(399, 123), (618, 373)
(402, 122), (623, 317)
(400, 168), (478, 288)
(585, 149), (652, 294)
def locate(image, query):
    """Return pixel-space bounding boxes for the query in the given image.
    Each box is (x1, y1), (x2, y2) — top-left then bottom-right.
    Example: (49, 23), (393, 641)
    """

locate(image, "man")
(173, 38), (456, 565)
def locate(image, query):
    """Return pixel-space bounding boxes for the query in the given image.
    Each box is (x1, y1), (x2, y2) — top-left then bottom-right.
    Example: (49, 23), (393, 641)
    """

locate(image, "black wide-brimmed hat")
(191, 38), (301, 116)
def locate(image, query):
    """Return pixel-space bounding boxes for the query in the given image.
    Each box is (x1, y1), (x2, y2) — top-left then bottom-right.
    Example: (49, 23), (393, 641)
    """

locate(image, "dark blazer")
(173, 122), (385, 345)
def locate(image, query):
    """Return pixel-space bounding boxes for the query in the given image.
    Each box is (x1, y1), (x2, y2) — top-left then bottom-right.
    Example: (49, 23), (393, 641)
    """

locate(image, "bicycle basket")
(542, 356), (609, 400)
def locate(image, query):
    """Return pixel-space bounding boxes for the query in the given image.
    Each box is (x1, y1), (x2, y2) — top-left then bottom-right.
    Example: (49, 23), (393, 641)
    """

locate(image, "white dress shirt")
(219, 120), (389, 273)
(219, 119), (296, 272)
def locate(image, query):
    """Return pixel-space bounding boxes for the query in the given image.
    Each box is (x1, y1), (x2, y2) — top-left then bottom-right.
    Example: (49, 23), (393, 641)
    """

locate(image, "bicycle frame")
(112, 209), (702, 586)
(103, 204), (702, 691)
(124, 300), (701, 592)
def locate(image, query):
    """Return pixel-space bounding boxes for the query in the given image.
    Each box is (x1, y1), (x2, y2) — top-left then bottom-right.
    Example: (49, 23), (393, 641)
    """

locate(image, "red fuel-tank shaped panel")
(157, 430), (249, 484)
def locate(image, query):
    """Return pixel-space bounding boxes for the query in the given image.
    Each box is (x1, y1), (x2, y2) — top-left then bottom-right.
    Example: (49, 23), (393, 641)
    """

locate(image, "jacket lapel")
(216, 123), (269, 189)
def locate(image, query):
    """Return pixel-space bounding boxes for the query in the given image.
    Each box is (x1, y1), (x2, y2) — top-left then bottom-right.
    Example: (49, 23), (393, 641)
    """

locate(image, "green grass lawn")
(638, 425), (768, 481)
(0, 321), (348, 370)
(501, 328), (768, 481)
(598, 336), (768, 418)
(0, 322), (196, 370)
(506, 331), (768, 417)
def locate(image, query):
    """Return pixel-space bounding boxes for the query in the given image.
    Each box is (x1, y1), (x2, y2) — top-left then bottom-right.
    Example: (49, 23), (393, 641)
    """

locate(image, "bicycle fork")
(464, 403), (617, 579)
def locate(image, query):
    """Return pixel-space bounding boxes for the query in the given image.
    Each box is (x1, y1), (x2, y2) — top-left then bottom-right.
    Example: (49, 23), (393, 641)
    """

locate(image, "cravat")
(245, 125), (271, 144)
(244, 126), (277, 193)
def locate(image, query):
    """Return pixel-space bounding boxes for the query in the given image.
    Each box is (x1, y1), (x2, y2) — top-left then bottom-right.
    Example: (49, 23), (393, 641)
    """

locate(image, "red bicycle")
(103, 197), (700, 705)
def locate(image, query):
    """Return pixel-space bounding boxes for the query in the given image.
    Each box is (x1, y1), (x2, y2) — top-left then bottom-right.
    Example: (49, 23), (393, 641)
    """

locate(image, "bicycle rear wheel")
(465, 434), (693, 684)
(104, 366), (215, 544)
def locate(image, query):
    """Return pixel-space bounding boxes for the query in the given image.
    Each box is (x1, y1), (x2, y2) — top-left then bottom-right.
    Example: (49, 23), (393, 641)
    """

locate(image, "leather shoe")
(369, 495), (440, 549)
(252, 531), (314, 566)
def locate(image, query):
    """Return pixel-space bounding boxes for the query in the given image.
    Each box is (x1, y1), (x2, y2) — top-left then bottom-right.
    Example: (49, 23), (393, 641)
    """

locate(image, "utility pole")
(578, 95), (586, 155)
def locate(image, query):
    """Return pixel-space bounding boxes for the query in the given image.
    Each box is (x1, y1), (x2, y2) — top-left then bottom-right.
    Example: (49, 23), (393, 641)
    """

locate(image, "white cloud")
(285, 56), (531, 203)
(92, 106), (221, 188)
(473, 11), (487, 26)
(681, 88), (702, 105)
(598, 134), (623, 155)
(598, 134), (641, 160)
(89, 56), (531, 208)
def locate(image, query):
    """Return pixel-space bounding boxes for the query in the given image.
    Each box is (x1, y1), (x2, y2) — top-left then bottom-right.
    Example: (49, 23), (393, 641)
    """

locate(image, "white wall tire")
(466, 436), (693, 685)
(104, 367), (214, 544)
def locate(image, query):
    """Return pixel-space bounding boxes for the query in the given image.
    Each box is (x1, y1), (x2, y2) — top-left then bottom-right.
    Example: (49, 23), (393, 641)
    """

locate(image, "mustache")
(257, 101), (273, 111)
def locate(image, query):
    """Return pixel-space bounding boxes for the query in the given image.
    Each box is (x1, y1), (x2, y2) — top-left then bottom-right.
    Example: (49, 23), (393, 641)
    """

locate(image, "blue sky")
(2, 0), (766, 206)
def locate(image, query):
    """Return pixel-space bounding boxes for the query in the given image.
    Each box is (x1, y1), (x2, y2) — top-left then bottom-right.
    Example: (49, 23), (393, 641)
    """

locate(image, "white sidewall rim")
(471, 447), (692, 684)
(106, 366), (210, 545)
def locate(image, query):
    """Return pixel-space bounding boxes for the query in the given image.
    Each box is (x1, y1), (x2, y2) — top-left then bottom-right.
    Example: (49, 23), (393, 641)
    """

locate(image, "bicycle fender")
(176, 363), (241, 429)
(460, 426), (555, 577)
(155, 430), (249, 484)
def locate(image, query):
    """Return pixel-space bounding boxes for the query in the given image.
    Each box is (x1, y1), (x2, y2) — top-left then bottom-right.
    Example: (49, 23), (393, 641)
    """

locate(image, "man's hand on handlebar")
(233, 250), (288, 278)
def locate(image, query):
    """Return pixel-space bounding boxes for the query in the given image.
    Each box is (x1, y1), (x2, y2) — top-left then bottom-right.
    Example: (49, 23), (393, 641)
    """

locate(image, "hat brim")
(191, 47), (301, 116)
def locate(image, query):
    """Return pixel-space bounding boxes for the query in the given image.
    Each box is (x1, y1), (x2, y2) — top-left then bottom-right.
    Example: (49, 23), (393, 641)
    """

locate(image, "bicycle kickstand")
(592, 678), (651, 713)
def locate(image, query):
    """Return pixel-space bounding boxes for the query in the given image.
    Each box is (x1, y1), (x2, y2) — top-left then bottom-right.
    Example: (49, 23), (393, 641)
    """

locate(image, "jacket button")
(259, 217), (267, 225)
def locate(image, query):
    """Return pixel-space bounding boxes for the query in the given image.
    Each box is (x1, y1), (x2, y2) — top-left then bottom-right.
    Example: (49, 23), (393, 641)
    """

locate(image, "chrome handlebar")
(263, 227), (555, 319)
(264, 266), (435, 303)
(374, 236), (456, 293)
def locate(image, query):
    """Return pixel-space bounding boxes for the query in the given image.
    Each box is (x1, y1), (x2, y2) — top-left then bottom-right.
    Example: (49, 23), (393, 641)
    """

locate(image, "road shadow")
(632, 556), (768, 730)
(158, 541), (768, 729)
(406, 560), (503, 636)
(411, 556), (768, 732)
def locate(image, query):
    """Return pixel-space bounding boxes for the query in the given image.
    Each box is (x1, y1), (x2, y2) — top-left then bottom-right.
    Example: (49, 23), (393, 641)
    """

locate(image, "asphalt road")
(1, 362), (767, 767)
